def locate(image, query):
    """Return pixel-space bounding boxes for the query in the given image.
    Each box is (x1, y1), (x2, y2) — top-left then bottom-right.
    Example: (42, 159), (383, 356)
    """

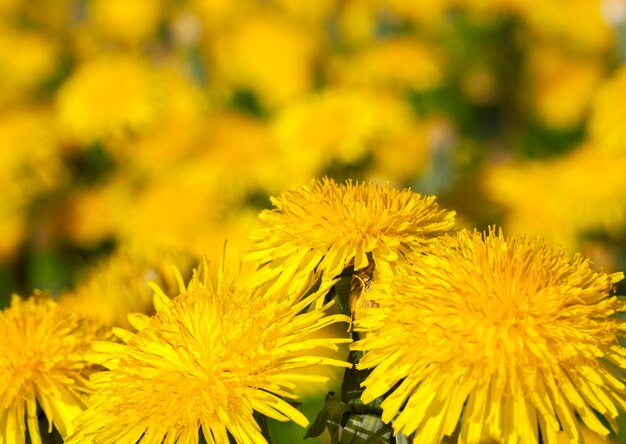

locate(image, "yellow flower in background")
(0, 26), (58, 104)
(336, 0), (451, 46)
(528, 45), (604, 129)
(0, 0), (19, 15)
(368, 117), (448, 183)
(336, 0), (379, 45)
(270, 0), (336, 27)
(328, 37), (445, 92)
(377, 0), (455, 25)
(0, 293), (108, 443)
(56, 54), (160, 144)
(19, 0), (73, 32)
(519, 0), (614, 51)
(455, 0), (526, 15)
(247, 178), (455, 295)
(272, 88), (413, 172)
(189, 208), (263, 277)
(112, 152), (263, 267)
(211, 11), (317, 108)
(60, 184), (122, 247)
(67, 262), (350, 443)
(89, 0), (162, 45)
(189, 0), (256, 33)
(589, 65), (626, 152)
(59, 245), (192, 329)
(115, 168), (233, 253)
(0, 106), (63, 259)
(484, 144), (626, 247)
(0, 106), (62, 204)
(114, 68), (208, 177)
(199, 111), (280, 194)
(353, 228), (626, 443)
(0, 206), (24, 261)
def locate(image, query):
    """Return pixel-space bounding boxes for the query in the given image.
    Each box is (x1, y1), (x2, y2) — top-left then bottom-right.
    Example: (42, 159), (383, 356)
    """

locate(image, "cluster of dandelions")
(2, 178), (626, 444)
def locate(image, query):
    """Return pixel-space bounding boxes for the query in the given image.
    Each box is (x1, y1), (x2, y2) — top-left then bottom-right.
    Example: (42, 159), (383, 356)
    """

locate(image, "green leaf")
(305, 392), (351, 444)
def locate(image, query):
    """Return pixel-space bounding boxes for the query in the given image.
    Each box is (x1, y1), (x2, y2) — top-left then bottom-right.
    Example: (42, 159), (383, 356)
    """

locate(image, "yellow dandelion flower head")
(61, 183), (122, 246)
(484, 144), (626, 247)
(272, 88), (412, 166)
(116, 169), (236, 252)
(0, 0), (19, 15)
(89, 0), (162, 45)
(211, 11), (317, 108)
(378, 0), (454, 24)
(56, 54), (159, 144)
(189, 0), (256, 32)
(0, 204), (24, 260)
(589, 65), (626, 152)
(335, 1), (379, 46)
(0, 26), (58, 102)
(454, 0), (527, 15)
(368, 117), (447, 183)
(271, 0), (336, 27)
(0, 106), (62, 205)
(519, 0), (613, 51)
(528, 45), (604, 129)
(0, 292), (108, 443)
(353, 228), (626, 443)
(201, 111), (277, 192)
(247, 178), (455, 290)
(68, 262), (351, 443)
(118, 68), (208, 176)
(59, 244), (193, 329)
(328, 37), (445, 92)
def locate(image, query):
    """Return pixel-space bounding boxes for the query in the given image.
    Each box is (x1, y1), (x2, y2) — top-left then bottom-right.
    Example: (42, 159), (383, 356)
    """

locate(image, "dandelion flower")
(519, 0), (613, 52)
(246, 178), (455, 297)
(0, 293), (107, 444)
(0, 107), (63, 204)
(56, 54), (160, 144)
(368, 118), (447, 183)
(484, 143), (626, 247)
(353, 228), (626, 443)
(59, 245), (192, 329)
(61, 183), (122, 246)
(589, 65), (626, 152)
(328, 37), (444, 92)
(0, 26), (58, 103)
(211, 11), (317, 108)
(272, 88), (412, 169)
(67, 263), (351, 443)
(0, 206), (24, 260)
(89, 0), (162, 45)
(528, 45), (603, 129)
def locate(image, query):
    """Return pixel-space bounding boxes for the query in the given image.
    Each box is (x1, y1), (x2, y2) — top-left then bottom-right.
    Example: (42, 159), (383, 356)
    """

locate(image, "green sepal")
(392, 430), (410, 444)
(332, 272), (354, 318)
(253, 411), (273, 443)
(341, 351), (383, 416)
(339, 413), (390, 444)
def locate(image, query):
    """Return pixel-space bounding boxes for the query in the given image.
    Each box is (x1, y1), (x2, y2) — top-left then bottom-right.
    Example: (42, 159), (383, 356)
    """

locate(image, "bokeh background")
(2, 0), (626, 442)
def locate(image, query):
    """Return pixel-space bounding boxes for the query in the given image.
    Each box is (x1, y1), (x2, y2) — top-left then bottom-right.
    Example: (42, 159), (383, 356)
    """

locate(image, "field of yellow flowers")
(3, 0), (626, 443)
